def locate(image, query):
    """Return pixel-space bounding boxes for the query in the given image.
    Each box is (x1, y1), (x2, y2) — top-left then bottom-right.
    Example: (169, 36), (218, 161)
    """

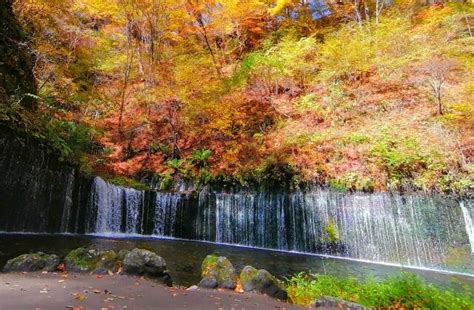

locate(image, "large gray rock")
(123, 248), (167, 278)
(3, 252), (59, 272)
(198, 255), (236, 290)
(64, 247), (118, 273)
(314, 296), (367, 309)
(239, 266), (287, 300)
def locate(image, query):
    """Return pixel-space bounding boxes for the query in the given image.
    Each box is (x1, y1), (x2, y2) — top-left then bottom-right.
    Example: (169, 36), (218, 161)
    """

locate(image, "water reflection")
(0, 233), (472, 290)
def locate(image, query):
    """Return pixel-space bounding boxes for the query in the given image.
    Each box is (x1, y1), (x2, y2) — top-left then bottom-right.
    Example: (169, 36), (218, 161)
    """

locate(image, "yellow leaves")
(72, 0), (121, 21)
(269, 0), (293, 16)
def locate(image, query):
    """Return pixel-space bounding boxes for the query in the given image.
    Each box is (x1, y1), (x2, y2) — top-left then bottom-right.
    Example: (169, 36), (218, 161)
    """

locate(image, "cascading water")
(203, 189), (472, 271)
(90, 177), (144, 234)
(154, 192), (181, 236)
(461, 201), (474, 254)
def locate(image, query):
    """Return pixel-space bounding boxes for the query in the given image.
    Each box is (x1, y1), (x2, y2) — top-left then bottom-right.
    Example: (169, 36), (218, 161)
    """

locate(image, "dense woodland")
(1, 0), (473, 193)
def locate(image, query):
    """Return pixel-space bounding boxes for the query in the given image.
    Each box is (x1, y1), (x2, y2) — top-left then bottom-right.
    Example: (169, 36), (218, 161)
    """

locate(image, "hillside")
(2, 0), (473, 193)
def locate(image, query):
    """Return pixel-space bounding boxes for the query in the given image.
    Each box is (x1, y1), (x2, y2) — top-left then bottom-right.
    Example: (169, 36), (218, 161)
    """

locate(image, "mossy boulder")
(240, 265), (259, 291)
(198, 255), (236, 289)
(123, 248), (168, 278)
(239, 266), (287, 300)
(117, 249), (130, 262)
(3, 252), (59, 272)
(64, 248), (118, 273)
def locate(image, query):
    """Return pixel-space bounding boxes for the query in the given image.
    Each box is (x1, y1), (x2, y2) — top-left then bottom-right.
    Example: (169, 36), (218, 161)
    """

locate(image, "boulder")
(123, 248), (168, 279)
(239, 266), (287, 300)
(117, 249), (130, 262)
(64, 248), (118, 273)
(3, 252), (59, 272)
(314, 296), (367, 309)
(240, 265), (258, 291)
(198, 255), (237, 289)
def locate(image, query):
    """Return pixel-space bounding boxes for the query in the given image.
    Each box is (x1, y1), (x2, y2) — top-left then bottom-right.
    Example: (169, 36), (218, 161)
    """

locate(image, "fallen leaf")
(72, 293), (86, 301)
(234, 279), (244, 293)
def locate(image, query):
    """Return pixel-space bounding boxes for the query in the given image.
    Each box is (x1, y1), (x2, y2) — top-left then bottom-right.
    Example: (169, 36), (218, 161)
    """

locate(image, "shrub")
(45, 119), (94, 162)
(108, 176), (150, 191)
(369, 130), (443, 189)
(286, 272), (474, 309)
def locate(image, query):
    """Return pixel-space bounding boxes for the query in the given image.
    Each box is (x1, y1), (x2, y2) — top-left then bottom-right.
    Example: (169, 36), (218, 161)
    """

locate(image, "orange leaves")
(57, 263), (65, 272)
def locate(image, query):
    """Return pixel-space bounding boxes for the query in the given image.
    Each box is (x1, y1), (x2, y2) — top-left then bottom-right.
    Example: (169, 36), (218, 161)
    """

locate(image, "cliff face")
(0, 124), (93, 232)
(0, 0), (36, 108)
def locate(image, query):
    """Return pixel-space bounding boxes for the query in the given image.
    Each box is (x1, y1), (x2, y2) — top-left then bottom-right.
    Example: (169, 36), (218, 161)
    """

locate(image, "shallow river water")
(0, 233), (472, 290)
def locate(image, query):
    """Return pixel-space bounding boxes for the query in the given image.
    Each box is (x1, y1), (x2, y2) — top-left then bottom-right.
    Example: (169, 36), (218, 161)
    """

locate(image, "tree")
(422, 57), (456, 115)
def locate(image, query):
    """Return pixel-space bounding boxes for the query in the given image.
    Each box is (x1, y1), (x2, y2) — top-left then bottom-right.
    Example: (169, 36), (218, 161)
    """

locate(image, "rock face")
(3, 252), (59, 272)
(198, 255), (237, 289)
(314, 296), (367, 309)
(64, 248), (118, 273)
(239, 266), (287, 300)
(0, 0), (37, 108)
(123, 248), (167, 277)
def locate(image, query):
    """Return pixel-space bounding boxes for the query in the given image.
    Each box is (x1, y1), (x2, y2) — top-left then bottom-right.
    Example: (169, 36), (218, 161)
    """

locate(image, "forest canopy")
(3, 0), (474, 193)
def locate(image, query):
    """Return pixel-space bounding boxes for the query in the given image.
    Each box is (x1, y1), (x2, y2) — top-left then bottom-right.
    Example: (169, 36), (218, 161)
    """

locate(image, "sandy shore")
(0, 272), (309, 310)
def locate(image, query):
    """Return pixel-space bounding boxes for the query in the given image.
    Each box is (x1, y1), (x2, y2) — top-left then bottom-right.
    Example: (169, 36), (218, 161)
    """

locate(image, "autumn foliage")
(6, 0), (474, 192)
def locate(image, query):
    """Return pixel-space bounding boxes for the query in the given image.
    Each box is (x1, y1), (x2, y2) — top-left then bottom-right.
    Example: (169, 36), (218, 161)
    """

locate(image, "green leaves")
(287, 272), (474, 308)
(166, 158), (184, 171)
(45, 119), (93, 162)
(191, 149), (212, 164)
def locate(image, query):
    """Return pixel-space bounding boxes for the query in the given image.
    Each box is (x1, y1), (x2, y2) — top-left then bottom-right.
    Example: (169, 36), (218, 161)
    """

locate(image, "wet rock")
(314, 296), (367, 309)
(123, 248), (167, 278)
(3, 252), (59, 272)
(239, 266), (287, 300)
(198, 255), (237, 290)
(64, 247), (118, 273)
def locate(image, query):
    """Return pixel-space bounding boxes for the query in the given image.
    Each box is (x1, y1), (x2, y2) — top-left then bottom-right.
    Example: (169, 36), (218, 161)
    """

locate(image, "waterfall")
(59, 173), (75, 233)
(206, 190), (468, 269)
(460, 201), (474, 253)
(2, 126), (471, 273)
(153, 192), (180, 237)
(139, 183), (471, 272)
(90, 177), (144, 234)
